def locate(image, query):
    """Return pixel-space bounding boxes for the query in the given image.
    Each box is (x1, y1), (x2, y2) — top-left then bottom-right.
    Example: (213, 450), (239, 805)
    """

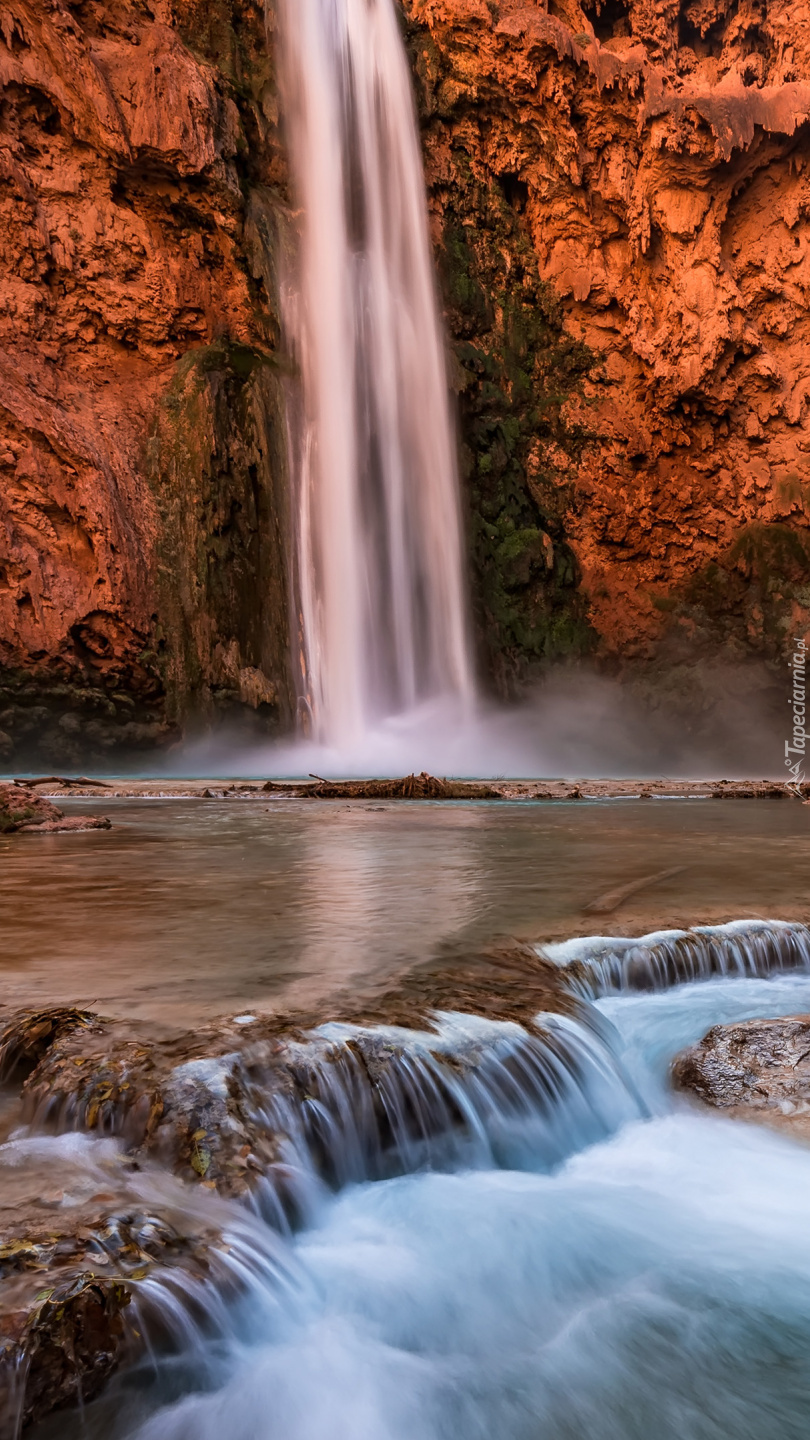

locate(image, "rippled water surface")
(2, 798), (810, 1022)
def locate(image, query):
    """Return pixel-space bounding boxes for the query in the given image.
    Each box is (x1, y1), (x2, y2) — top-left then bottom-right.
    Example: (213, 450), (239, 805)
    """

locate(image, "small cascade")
(0, 1134), (301, 1440)
(274, 0), (474, 748)
(541, 919), (810, 997)
(236, 1011), (642, 1223)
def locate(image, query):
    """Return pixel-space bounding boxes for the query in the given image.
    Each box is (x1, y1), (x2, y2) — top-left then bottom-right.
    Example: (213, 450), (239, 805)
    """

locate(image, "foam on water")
(239, 1009), (642, 1225)
(41, 966), (810, 1439)
(541, 918), (810, 995)
(131, 1108), (810, 1440)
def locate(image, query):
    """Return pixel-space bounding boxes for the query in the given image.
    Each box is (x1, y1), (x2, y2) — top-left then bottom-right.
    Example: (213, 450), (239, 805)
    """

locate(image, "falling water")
(274, 0), (474, 747)
(35, 965), (810, 1439)
(237, 1012), (642, 1220)
(540, 919), (810, 997)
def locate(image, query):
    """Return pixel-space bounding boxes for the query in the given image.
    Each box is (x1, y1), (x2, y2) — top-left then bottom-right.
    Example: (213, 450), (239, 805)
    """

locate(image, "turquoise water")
(33, 971), (810, 1440)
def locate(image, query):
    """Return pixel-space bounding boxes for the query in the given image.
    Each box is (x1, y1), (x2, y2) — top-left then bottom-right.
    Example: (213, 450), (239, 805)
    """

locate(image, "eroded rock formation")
(404, 0), (810, 690)
(0, 0), (293, 765)
(673, 1014), (810, 1139)
(0, 779), (110, 829)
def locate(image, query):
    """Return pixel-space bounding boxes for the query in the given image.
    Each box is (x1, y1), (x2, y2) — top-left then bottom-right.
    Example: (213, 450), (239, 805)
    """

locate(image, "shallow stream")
(3, 798), (810, 1022)
(7, 799), (810, 1437)
(25, 968), (810, 1440)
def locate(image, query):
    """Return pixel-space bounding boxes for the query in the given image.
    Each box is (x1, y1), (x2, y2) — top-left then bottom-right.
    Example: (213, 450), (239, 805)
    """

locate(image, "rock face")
(0, 782), (110, 831)
(0, 1133), (231, 1433)
(0, 0), (294, 765)
(3, 0), (810, 759)
(403, 0), (810, 692)
(672, 1015), (810, 1137)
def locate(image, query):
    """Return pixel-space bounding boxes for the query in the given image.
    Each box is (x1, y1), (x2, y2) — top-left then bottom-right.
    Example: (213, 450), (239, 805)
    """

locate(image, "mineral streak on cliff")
(0, 0), (294, 765)
(403, 0), (810, 691)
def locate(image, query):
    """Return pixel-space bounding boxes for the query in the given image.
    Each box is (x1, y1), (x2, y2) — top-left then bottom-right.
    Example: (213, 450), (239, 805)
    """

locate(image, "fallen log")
(13, 776), (111, 789)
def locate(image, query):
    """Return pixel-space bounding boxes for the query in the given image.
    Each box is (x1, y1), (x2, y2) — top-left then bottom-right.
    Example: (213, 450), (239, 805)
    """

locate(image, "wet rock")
(0, 962), (599, 1428)
(0, 1142), (226, 1433)
(0, 1009), (96, 1085)
(0, 785), (62, 835)
(0, 784), (111, 835)
(672, 1016), (810, 1139)
(0, 942), (575, 1197)
(1, 1271), (132, 1433)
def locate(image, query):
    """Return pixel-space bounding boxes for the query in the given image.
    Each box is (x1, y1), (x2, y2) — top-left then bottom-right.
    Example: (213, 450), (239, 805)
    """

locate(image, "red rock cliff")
(2, 0), (809, 762)
(0, 0), (292, 765)
(404, 0), (810, 696)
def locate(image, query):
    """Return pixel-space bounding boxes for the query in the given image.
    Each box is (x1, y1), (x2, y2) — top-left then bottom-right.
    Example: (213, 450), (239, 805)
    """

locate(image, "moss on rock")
(146, 338), (295, 735)
(404, 31), (599, 691)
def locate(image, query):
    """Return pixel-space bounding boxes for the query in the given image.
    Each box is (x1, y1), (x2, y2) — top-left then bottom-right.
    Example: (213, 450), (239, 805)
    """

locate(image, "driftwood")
(13, 776), (111, 789)
(262, 772), (499, 800)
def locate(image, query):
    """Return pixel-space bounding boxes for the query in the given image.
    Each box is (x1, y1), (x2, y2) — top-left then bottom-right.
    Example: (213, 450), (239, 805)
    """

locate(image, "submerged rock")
(672, 1016), (810, 1139)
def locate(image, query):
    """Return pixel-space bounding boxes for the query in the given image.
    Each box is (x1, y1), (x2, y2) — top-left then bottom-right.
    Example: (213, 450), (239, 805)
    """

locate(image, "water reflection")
(294, 805), (485, 993)
(1, 798), (810, 1024)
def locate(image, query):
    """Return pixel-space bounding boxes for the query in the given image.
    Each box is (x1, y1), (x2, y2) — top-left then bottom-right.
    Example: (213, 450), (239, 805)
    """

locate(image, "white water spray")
(275, 0), (474, 749)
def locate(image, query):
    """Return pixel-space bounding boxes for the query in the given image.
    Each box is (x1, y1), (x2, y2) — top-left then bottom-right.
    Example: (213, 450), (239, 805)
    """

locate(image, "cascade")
(238, 1012), (642, 1220)
(540, 919), (810, 997)
(274, 0), (474, 748)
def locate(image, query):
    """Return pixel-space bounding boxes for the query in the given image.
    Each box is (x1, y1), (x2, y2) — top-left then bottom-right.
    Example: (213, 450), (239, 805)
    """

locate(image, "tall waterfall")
(275, 0), (474, 750)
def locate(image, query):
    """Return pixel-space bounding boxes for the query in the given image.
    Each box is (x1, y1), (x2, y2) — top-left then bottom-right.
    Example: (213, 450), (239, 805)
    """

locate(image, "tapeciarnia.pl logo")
(785, 637), (808, 798)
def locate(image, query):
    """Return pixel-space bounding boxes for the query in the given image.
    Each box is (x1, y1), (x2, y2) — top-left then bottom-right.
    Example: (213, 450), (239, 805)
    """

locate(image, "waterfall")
(237, 1013), (641, 1218)
(274, 0), (474, 748)
(539, 919), (810, 997)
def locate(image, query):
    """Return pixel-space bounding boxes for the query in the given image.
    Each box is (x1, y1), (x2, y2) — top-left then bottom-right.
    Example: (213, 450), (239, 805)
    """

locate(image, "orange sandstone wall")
(2, 0), (809, 762)
(0, 0), (292, 764)
(405, 0), (810, 684)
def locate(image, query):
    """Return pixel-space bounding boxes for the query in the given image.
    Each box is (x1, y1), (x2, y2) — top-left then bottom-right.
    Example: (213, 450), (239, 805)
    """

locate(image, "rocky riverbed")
(8, 932), (810, 1432)
(0, 944), (576, 1430)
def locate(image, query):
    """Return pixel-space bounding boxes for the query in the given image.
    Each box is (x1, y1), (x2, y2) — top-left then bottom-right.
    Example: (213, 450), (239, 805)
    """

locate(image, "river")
(4, 797), (810, 1437)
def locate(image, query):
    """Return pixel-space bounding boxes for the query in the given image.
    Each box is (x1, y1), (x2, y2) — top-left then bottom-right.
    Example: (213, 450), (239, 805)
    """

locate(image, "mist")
(158, 661), (787, 780)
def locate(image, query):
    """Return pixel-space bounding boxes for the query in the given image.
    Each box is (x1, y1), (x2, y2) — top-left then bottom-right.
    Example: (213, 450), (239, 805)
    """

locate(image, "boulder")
(672, 1015), (810, 1139)
(0, 1146), (225, 1433)
(0, 783), (111, 834)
